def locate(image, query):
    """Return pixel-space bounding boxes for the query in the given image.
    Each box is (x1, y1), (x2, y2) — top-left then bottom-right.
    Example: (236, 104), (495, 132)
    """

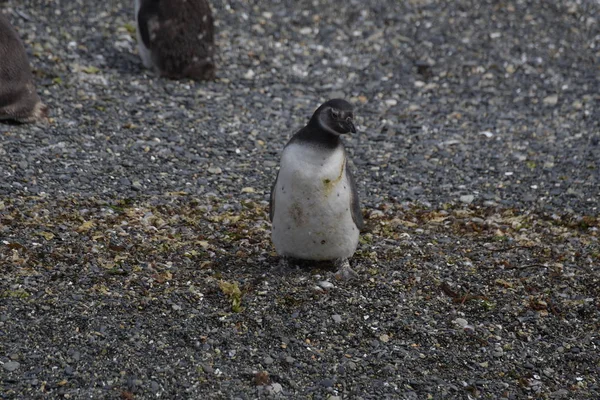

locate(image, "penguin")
(0, 13), (48, 123)
(134, 0), (216, 80)
(269, 99), (364, 279)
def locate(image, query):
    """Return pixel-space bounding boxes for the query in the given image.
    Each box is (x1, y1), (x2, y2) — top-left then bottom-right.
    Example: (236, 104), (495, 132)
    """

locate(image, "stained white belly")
(271, 144), (359, 260)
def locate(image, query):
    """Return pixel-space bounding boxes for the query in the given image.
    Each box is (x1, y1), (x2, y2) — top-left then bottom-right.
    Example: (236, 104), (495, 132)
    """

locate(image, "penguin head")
(312, 99), (356, 136)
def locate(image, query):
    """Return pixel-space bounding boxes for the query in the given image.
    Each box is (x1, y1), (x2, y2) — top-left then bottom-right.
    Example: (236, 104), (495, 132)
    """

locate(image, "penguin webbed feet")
(334, 258), (358, 281)
(278, 256), (290, 270)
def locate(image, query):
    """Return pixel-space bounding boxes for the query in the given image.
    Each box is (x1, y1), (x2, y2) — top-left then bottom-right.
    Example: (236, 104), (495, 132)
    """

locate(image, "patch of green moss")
(2, 289), (31, 299)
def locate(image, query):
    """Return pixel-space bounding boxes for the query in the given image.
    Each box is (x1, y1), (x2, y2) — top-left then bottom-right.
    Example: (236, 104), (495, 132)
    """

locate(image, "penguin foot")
(334, 258), (358, 281)
(275, 256), (289, 273)
(279, 257), (289, 268)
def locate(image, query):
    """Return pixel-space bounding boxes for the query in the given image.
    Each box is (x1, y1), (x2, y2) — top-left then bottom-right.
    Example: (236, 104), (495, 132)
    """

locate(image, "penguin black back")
(0, 13), (47, 122)
(136, 0), (216, 80)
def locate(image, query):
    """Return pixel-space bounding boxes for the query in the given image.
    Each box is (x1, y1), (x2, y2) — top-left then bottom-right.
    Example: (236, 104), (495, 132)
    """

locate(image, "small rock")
(317, 281), (334, 290)
(328, 91), (345, 100)
(379, 334), (390, 343)
(320, 378), (335, 388)
(550, 389), (569, 398)
(453, 318), (468, 328)
(241, 187), (255, 193)
(2, 361), (20, 372)
(265, 382), (283, 395)
(243, 69), (255, 80)
(149, 381), (160, 393)
(208, 166), (222, 174)
(332, 314), (342, 323)
(543, 95), (558, 106)
(264, 356), (274, 365)
(460, 195), (475, 204)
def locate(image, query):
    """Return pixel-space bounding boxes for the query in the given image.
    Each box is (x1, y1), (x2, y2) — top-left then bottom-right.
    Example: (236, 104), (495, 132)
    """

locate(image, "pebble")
(459, 195), (475, 204)
(332, 314), (342, 323)
(320, 378), (335, 388)
(550, 389), (569, 398)
(149, 381), (160, 393)
(543, 94), (559, 106)
(2, 361), (20, 372)
(317, 281), (334, 290)
(265, 383), (283, 395)
(453, 318), (469, 328)
(264, 356), (274, 365)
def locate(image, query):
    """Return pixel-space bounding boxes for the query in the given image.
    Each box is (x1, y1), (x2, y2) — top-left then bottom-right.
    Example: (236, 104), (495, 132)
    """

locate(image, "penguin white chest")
(271, 143), (360, 260)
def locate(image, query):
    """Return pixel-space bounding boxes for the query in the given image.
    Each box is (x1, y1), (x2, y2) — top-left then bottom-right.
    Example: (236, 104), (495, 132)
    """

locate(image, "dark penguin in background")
(270, 99), (364, 279)
(135, 0), (216, 80)
(0, 13), (48, 123)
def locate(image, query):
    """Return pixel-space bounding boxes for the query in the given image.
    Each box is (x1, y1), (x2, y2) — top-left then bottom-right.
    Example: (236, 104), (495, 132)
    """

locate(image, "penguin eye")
(330, 108), (340, 120)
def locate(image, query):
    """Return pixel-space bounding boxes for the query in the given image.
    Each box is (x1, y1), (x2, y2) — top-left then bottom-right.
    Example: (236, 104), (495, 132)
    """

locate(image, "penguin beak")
(344, 118), (356, 134)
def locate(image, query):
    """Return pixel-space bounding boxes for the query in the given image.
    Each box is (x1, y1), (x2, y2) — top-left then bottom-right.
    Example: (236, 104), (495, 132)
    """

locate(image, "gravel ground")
(1, 0), (599, 398)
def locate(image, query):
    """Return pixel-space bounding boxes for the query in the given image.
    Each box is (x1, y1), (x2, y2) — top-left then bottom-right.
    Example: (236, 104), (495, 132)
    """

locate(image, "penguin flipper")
(345, 166), (364, 230)
(269, 169), (280, 222)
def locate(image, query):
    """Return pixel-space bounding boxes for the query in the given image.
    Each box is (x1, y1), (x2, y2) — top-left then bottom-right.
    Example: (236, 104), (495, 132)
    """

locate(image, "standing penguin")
(0, 13), (47, 123)
(134, 0), (216, 80)
(270, 99), (364, 279)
